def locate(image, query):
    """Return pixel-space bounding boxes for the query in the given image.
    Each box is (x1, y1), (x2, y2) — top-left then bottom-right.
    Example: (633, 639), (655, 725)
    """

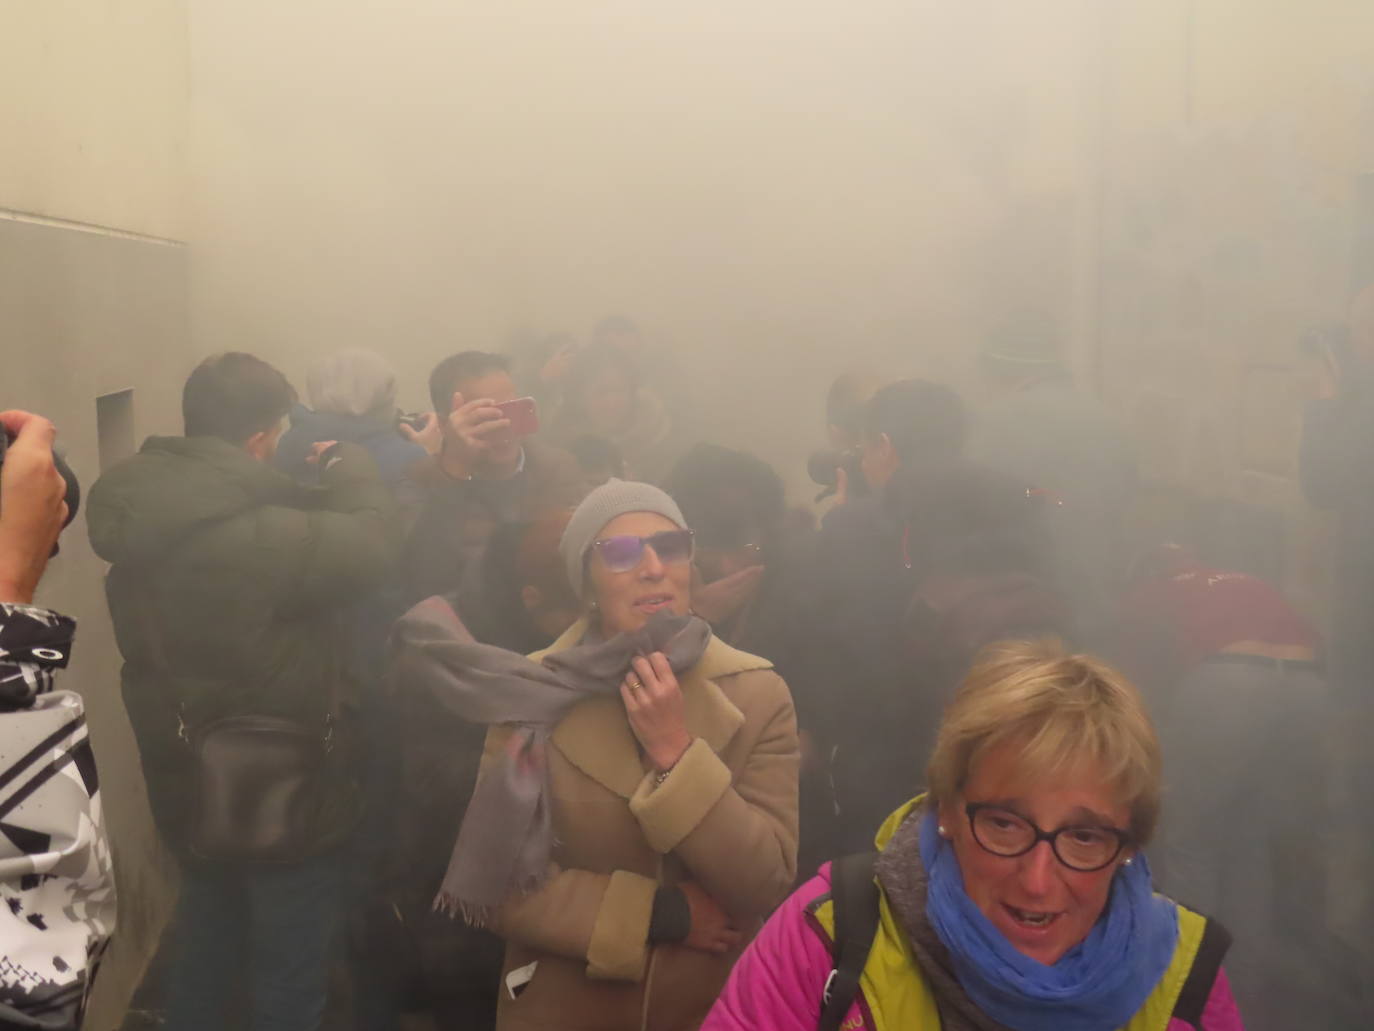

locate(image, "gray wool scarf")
(388, 596), (711, 923)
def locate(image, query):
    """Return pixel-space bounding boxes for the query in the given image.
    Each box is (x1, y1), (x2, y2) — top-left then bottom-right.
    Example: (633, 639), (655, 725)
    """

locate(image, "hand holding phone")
(446, 394), (511, 452)
(495, 397), (540, 438)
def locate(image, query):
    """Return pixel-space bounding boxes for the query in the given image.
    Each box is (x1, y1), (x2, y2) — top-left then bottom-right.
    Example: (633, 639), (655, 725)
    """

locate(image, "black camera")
(0, 431), (82, 553)
(807, 447), (869, 503)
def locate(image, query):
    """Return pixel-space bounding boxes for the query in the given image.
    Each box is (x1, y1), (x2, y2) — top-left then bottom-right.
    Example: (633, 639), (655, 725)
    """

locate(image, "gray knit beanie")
(560, 478), (687, 599)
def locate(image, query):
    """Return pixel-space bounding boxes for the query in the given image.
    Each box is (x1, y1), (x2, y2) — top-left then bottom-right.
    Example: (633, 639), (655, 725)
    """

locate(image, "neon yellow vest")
(811, 801), (1212, 1031)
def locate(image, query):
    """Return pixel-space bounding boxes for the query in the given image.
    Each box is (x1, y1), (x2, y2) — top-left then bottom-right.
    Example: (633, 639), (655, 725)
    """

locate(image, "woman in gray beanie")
(391, 478), (800, 1031)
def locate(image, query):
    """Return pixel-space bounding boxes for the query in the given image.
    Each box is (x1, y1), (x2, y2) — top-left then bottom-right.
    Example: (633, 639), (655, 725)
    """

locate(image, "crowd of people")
(8, 306), (1366, 1029)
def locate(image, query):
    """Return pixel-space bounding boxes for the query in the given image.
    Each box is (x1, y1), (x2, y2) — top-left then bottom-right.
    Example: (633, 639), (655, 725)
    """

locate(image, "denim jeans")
(163, 850), (348, 1031)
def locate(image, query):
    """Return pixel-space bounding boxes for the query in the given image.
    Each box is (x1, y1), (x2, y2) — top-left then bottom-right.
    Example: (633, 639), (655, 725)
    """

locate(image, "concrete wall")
(1, 2), (190, 1026)
(0, 0), (188, 241)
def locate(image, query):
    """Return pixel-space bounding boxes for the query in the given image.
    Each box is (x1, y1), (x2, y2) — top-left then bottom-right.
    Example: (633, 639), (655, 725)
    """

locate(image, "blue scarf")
(919, 809), (1178, 1031)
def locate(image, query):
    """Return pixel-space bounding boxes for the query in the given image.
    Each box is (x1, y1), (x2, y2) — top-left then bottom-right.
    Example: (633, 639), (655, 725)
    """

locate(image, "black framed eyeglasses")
(965, 803), (1131, 873)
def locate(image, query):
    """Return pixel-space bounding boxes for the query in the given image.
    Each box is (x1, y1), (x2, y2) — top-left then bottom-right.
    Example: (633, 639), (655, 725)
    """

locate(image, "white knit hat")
(559, 479), (687, 599)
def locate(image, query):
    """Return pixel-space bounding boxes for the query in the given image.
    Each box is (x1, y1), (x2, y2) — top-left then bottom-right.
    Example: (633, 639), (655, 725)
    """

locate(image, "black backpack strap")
(1170, 917), (1233, 1028)
(818, 852), (881, 1031)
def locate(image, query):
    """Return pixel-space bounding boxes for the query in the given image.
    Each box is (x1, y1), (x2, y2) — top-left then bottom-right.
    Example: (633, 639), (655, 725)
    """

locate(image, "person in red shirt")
(1115, 542), (1364, 1029)
(1117, 543), (1320, 683)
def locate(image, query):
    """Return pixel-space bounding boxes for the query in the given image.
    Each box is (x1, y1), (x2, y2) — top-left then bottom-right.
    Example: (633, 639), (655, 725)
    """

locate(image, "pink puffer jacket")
(703, 864), (1245, 1031)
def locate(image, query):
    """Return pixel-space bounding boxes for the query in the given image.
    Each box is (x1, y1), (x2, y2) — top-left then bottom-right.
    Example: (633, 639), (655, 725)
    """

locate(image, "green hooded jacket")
(87, 435), (399, 852)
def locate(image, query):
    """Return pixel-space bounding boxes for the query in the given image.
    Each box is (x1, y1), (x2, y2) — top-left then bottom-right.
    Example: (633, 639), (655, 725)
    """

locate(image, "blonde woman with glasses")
(704, 639), (1244, 1031)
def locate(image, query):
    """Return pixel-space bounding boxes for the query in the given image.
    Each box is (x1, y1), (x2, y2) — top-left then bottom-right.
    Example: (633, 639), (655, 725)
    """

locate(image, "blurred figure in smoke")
(1299, 293), (1374, 710)
(822, 461), (1071, 860)
(1297, 288), (1374, 985)
(795, 380), (969, 860)
(566, 433), (627, 486)
(275, 347), (429, 490)
(826, 369), (882, 453)
(551, 341), (683, 483)
(666, 443), (824, 886)
(398, 350), (585, 604)
(591, 315), (691, 424)
(361, 511), (577, 1031)
(503, 329), (581, 411)
(454, 509), (580, 654)
(89, 353), (399, 1031)
(1116, 532), (1366, 1026)
(969, 310), (1137, 638)
(806, 379), (969, 654)
(705, 640), (1244, 1031)
(666, 443), (797, 657)
(807, 369), (881, 504)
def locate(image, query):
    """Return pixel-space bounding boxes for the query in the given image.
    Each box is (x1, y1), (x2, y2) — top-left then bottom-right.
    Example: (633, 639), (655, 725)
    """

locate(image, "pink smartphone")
(496, 396), (540, 437)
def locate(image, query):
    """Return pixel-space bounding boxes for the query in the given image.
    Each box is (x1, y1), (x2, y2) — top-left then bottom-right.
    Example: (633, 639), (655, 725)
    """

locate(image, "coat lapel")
(536, 620), (773, 799)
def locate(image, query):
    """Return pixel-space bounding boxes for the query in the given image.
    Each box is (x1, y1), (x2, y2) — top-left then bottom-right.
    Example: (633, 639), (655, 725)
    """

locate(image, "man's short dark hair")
(428, 351), (511, 414)
(182, 352), (296, 443)
(863, 379), (967, 467)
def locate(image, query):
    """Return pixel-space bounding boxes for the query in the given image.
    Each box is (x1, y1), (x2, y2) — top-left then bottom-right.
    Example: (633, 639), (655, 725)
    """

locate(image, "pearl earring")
(1123, 858), (1133, 866)
(937, 825), (948, 837)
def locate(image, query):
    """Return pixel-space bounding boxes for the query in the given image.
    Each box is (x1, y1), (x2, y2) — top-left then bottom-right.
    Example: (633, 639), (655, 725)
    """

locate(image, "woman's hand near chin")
(620, 651), (692, 771)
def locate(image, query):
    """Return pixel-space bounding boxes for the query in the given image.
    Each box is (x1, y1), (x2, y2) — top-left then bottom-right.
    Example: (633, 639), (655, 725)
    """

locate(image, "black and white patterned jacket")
(0, 604), (115, 1030)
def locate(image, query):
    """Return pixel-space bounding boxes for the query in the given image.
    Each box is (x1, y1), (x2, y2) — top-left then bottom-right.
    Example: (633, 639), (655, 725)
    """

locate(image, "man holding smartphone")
(397, 351), (586, 607)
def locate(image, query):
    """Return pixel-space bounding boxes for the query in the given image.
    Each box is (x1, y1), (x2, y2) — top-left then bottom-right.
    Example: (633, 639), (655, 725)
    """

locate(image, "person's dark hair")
(428, 351), (512, 414)
(667, 443), (786, 551)
(567, 435), (625, 481)
(461, 512), (576, 653)
(889, 461), (1055, 578)
(894, 461), (1070, 683)
(561, 342), (640, 420)
(182, 352), (296, 443)
(863, 379), (967, 467)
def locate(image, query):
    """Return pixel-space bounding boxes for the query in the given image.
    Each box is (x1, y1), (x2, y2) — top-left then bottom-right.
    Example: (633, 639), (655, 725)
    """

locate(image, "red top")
(1119, 556), (1320, 672)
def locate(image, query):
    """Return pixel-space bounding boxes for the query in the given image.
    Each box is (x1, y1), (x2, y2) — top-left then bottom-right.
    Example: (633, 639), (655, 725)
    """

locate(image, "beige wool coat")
(480, 618), (800, 1031)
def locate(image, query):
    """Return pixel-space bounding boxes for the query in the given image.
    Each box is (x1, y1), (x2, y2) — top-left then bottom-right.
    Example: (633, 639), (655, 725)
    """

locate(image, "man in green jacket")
(88, 352), (399, 1031)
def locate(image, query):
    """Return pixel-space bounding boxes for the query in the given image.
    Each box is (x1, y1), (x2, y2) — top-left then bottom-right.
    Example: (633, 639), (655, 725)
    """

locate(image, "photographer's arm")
(0, 411), (76, 708)
(0, 412), (66, 605)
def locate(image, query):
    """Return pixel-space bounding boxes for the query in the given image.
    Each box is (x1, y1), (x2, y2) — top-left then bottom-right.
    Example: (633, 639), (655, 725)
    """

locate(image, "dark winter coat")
(87, 436), (400, 851)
